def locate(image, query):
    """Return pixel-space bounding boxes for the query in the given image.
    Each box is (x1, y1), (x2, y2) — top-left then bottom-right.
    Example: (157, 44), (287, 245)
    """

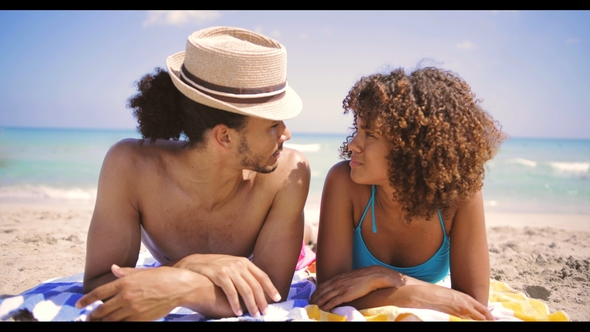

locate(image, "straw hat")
(166, 26), (302, 121)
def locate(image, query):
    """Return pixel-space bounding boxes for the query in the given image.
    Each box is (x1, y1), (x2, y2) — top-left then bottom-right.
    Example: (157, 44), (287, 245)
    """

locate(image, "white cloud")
(270, 29), (282, 38)
(456, 40), (477, 50)
(143, 11), (221, 27)
(245, 26), (281, 39)
(565, 37), (581, 45)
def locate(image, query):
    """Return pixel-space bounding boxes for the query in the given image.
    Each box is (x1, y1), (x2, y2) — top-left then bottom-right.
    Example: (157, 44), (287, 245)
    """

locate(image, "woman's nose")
(348, 134), (361, 153)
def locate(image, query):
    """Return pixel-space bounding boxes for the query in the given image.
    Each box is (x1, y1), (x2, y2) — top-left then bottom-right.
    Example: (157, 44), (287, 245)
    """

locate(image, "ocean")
(1, 127), (589, 215)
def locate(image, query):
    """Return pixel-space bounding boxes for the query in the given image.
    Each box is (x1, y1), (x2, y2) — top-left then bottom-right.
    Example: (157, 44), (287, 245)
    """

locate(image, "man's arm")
(252, 148), (311, 300)
(78, 147), (310, 321)
(78, 264), (238, 320)
(167, 148), (310, 317)
(83, 140), (142, 293)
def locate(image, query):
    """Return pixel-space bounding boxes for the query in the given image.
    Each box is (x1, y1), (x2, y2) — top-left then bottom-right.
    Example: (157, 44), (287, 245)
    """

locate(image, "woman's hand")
(174, 254), (281, 317)
(392, 284), (493, 320)
(311, 266), (401, 311)
(310, 266), (493, 321)
(76, 265), (198, 321)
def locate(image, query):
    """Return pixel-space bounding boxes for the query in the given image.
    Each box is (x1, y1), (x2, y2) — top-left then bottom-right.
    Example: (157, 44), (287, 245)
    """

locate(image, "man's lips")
(272, 144), (284, 157)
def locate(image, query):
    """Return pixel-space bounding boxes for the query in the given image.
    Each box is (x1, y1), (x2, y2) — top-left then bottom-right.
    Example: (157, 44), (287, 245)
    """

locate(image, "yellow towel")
(306, 280), (569, 321)
(488, 280), (569, 321)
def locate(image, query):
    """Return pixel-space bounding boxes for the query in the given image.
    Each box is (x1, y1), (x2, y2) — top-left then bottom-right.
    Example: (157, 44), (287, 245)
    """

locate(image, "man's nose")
(280, 123), (291, 142)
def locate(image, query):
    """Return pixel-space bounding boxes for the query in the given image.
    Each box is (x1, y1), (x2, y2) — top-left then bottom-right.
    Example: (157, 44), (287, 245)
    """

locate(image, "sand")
(1, 201), (589, 321)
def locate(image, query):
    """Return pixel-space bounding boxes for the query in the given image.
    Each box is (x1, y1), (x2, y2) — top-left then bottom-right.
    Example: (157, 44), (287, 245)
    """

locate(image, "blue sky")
(0, 10), (589, 139)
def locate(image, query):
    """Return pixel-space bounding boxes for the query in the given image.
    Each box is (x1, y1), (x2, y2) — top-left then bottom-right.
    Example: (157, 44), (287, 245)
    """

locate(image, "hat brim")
(167, 51), (302, 121)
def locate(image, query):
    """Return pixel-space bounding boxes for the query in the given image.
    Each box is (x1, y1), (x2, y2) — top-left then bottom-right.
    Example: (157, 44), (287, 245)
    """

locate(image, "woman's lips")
(349, 159), (362, 167)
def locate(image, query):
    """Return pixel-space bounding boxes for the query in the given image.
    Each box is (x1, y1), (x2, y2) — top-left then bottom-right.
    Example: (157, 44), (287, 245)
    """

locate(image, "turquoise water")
(1, 127), (589, 214)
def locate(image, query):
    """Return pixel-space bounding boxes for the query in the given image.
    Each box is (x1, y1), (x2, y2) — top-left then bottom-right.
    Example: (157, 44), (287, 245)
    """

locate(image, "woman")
(311, 67), (506, 320)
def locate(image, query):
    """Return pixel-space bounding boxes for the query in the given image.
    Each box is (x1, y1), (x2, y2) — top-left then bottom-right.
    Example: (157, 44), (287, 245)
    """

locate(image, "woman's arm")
(449, 190), (490, 306)
(313, 257), (492, 320)
(314, 162), (410, 307)
(315, 161), (357, 284)
(314, 161), (424, 305)
(312, 162), (491, 319)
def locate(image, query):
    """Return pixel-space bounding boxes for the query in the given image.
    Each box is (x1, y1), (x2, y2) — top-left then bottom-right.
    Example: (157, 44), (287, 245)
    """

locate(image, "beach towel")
(0, 251), (317, 322)
(304, 278), (569, 322)
(0, 252), (568, 321)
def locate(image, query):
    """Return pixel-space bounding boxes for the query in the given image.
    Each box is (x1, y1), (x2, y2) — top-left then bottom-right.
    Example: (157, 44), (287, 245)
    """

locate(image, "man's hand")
(76, 265), (196, 321)
(174, 254), (281, 317)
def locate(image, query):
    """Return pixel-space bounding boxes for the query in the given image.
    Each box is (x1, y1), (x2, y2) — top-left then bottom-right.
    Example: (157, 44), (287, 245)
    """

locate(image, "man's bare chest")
(138, 189), (274, 261)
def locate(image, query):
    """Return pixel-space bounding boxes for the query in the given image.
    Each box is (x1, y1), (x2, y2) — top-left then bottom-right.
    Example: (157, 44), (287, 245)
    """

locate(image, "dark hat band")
(181, 65), (287, 97)
(179, 70), (286, 105)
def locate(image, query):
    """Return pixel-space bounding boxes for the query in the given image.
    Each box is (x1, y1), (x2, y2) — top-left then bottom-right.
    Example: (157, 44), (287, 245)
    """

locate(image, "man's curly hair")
(127, 68), (247, 148)
(340, 67), (507, 222)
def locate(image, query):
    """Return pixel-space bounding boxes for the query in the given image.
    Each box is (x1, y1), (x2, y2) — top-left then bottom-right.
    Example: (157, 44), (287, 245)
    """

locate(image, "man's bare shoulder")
(273, 147), (311, 185)
(99, 139), (165, 190)
(281, 147), (310, 171)
(104, 138), (184, 169)
(245, 148), (310, 197)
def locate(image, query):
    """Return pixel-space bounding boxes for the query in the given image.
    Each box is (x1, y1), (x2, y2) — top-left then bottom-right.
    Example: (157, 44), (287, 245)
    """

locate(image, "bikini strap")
(358, 185), (377, 233)
(436, 209), (447, 239)
(371, 185), (377, 233)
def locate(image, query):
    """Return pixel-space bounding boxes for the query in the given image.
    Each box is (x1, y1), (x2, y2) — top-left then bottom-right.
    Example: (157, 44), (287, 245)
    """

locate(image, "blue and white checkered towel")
(0, 252), (317, 321)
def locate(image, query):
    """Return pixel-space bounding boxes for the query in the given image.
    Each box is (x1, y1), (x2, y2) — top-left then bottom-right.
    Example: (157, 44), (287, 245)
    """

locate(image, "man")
(76, 26), (310, 321)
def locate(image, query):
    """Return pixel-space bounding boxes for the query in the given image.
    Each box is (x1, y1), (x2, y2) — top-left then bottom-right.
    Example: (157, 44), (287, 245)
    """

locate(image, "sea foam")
(506, 158), (537, 167)
(284, 143), (321, 152)
(549, 162), (590, 173)
(0, 185), (97, 200)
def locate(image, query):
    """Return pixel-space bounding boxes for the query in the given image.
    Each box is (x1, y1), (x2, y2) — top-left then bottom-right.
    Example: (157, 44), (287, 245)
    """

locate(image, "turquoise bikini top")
(352, 185), (450, 283)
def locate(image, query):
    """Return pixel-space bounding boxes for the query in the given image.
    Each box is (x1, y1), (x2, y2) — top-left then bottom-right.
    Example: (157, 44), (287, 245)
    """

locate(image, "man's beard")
(237, 136), (281, 174)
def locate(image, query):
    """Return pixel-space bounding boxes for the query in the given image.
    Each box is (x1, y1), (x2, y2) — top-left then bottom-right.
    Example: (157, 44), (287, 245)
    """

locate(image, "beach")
(1, 201), (589, 321)
(1, 129), (589, 320)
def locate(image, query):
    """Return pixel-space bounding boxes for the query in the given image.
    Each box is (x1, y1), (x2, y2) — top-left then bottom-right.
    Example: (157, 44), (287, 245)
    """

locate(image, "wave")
(549, 162), (589, 173)
(0, 185), (97, 200)
(284, 143), (321, 152)
(506, 158), (537, 167)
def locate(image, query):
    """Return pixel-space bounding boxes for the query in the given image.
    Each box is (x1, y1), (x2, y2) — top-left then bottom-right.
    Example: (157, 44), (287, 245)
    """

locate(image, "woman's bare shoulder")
(325, 160), (365, 191)
(323, 160), (372, 215)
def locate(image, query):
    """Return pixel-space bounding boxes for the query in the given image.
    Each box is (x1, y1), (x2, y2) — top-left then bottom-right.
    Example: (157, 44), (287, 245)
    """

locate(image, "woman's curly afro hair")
(340, 67), (507, 222)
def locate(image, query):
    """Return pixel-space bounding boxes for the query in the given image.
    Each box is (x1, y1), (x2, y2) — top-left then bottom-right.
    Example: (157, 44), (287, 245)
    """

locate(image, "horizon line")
(1, 125), (589, 141)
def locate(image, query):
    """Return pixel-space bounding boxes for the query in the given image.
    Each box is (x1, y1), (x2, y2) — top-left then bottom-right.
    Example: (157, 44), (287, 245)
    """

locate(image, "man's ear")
(211, 124), (233, 149)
